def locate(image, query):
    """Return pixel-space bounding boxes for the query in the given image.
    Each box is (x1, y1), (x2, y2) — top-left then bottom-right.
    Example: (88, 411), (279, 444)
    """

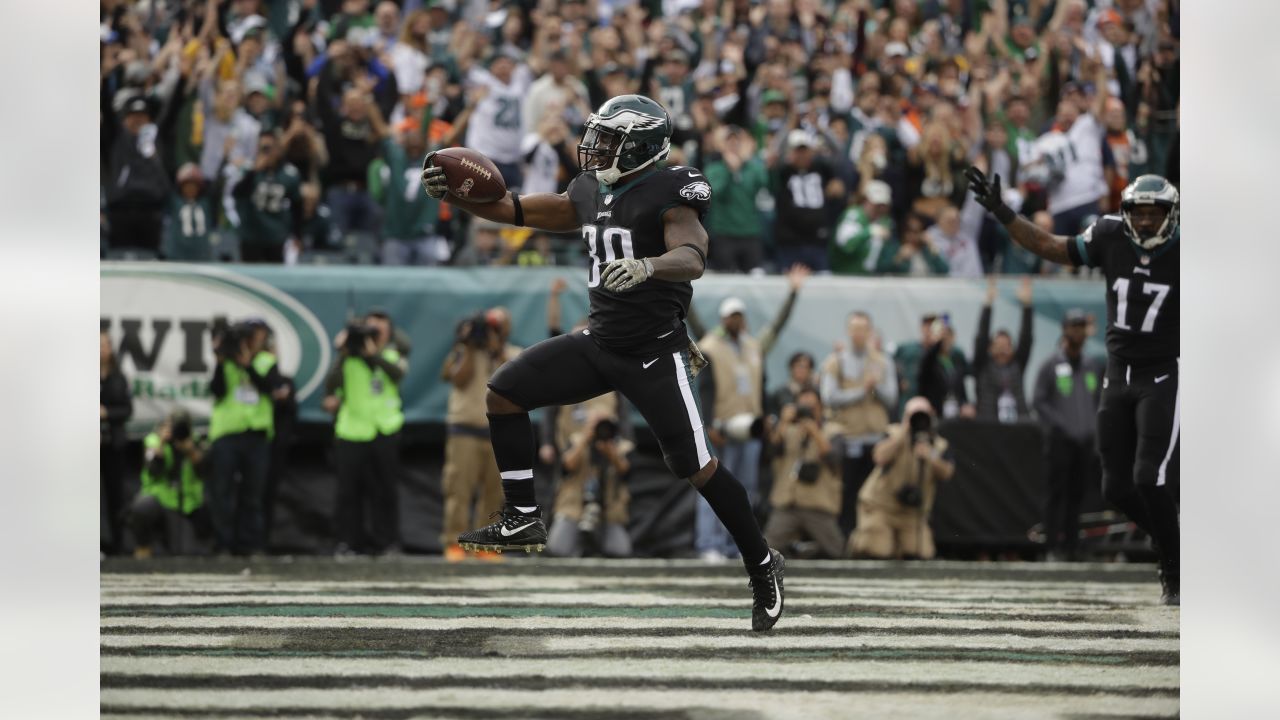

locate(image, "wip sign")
(101, 263), (331, 431)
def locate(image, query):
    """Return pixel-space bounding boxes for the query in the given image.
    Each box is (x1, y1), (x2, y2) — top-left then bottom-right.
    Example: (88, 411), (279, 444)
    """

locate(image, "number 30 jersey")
(566, 166), (713, 356)
(1067, 214), (1179, 365)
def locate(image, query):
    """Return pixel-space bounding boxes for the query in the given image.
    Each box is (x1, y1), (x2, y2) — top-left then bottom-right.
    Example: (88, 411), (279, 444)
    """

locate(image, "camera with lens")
(170, 415), (192, 442)
(457, 311), (495, 348)
(896, 483), (923, 508)
(908, 409), (935, 440)
(593, 418), (619, 443)
(343, 321), (379, 355)
(211, 315), (247, 358)
(795, 405), (815, 421)
(796, 460), (821, 485)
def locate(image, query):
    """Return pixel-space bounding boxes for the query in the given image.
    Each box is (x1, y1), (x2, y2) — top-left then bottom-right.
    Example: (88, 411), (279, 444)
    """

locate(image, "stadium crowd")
(101, 0), (1179, 273)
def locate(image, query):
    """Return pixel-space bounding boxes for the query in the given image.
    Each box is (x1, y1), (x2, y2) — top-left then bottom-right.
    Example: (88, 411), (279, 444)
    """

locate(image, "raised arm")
(966, 166), (1074, 265)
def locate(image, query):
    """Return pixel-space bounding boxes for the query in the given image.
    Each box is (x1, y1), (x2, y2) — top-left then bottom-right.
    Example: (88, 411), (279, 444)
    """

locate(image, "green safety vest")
(209, 354), (276, 441)
(140, 433), (205, 515)
(335, 348), (405, 442)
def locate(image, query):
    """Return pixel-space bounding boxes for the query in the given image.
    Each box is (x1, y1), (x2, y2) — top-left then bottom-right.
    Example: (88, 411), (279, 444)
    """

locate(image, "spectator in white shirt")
(927, 206), (982, 279)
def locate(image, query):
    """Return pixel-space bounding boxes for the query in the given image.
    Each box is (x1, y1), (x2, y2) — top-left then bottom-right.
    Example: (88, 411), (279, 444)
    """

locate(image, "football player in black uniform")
(966, 168), (1180, 606)
(422, 95), (785, 630)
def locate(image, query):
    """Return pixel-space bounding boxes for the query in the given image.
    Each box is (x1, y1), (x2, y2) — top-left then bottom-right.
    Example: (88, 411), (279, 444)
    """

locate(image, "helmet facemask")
(577, 114), (671, 186)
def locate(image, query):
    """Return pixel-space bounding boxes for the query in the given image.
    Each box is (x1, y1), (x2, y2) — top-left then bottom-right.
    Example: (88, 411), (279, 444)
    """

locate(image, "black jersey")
(1067, 214), (1179, 365)
(566, 165), (712, 356)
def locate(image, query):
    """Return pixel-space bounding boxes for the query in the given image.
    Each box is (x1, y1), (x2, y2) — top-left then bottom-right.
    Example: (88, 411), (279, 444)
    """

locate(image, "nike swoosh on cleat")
(765, 578), (782, 618)
(642, 358), (659, 369)
(499, 521), (537, 537)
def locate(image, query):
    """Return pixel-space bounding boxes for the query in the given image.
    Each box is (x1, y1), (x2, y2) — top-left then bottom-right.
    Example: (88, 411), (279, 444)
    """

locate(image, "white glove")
(420, 151), (447, 199)
(600, 257), (654, 292)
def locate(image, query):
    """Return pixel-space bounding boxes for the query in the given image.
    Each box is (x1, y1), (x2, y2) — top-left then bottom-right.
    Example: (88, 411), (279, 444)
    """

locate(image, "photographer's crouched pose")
(849, 397), (955, 559)
(323, 310), (408, 556)
(129, 409), (212, 558)
(763, 389), (847, 559)
(547, 397), (634, 558)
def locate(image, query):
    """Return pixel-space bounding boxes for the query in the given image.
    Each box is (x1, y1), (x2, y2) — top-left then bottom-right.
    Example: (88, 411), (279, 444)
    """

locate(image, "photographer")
(547, 407), (635, 559)
(322, 309), (408, 556)
(438, 307), (522, 561)
(128, 409), (212, 558)
(763, 389), (847, 560)
(849, 397), (955, 560)
(207, 318), (283, 556)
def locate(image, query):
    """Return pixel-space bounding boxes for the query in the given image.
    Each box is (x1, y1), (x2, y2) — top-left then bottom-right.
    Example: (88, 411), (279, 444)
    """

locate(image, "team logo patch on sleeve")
(679, 181), (711, 201)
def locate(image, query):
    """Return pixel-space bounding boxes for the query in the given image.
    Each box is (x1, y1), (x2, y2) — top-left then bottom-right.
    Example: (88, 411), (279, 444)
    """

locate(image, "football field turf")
(100, 557), (1178, 719)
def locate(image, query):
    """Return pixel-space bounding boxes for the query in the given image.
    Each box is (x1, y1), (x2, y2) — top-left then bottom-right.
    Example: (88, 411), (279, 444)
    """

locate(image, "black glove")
(421, 150), (447, 199)
(964, 166), (1016, 224)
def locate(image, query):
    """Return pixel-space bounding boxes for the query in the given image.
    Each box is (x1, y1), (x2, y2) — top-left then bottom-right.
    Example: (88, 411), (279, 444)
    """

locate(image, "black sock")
(1136, 485), (1179, 573)
(487, 412), (538, 512)
(698, 463), (771, 572)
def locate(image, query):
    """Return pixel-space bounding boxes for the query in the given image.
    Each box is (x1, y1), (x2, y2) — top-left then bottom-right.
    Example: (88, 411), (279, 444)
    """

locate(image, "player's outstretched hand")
(964, 166), (1015, 224)
(600, 258), (654, 293)
(421, 151), (448, 199)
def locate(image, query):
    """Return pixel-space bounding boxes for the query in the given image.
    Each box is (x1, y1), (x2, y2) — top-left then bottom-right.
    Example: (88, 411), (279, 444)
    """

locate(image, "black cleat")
(748, 549), (786, 632)
(1159, 566), (1179, 607)
(458, 509), (547, 553)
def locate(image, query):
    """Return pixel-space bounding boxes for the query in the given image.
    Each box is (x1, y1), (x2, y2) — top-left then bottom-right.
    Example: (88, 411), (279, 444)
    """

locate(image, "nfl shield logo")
(1140, 255), (1150, 265)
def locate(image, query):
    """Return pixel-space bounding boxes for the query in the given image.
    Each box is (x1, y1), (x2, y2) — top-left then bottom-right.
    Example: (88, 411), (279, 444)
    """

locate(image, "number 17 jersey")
(1067, 214), (1179, 365)
(566, 166), (713, 356)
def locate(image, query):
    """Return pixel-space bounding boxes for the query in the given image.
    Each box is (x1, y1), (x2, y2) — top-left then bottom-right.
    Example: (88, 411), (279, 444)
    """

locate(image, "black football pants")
(1096, 358), (1180, 570)
(489, 329), (713, 479)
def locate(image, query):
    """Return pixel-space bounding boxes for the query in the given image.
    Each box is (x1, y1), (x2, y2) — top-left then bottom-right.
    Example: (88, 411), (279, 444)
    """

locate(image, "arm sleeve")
(973, 305), (992, 373)
(232, 169), (256, 199)
(917, 341), (941, 405)
(1015, 305), (1034, 370)
(369, 352), (407, 383)
(323, 358), (345, 395)
(1066, 220), (1099, 268)
(758, 290), (798, 356)
(264, 362), (287, 391)
(245, 363), (274, 394)
(209, 362), (228, 400)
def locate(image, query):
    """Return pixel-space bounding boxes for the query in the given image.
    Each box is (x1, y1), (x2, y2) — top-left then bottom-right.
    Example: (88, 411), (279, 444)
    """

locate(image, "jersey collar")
(598, 168), (658, 198)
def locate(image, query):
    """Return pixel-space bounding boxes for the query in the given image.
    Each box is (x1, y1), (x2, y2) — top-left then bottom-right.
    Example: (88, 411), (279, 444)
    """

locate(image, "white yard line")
(100, 655), (1179, 689)
(100, 613), (1180, 634)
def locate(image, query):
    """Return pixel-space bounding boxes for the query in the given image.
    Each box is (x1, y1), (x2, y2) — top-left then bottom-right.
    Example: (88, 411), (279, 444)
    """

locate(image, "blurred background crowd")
(101, 0), (1180, 274)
